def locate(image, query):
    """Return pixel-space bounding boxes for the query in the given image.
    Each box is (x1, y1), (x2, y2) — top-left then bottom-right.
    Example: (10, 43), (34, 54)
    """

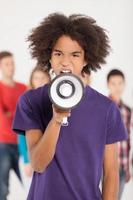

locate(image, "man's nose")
(61, 55), (71, 67)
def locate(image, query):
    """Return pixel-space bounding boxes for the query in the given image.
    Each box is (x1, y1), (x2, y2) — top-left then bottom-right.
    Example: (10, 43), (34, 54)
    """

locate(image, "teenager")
(13, 13), (127, 200)
(0, 51), (26, 200)
(107, 69), (131, 199)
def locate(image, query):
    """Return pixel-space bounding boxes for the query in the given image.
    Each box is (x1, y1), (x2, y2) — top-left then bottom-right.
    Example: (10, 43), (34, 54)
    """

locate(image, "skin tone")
(82, 72), (91, 85)
(108, 75), (130, 183)
(107, 75), (125, 103)
(50, 35), (87, 79)
(0, 56), (15, 86)
(26, 35), (119, 200)
(32, 70), (50, 89)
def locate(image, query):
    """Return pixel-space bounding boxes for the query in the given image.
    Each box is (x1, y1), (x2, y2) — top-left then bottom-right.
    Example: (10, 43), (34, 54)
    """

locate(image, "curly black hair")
(28, 13), (110, 73)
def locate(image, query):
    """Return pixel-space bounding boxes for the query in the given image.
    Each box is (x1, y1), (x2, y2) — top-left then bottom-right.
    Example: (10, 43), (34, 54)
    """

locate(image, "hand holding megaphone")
(48, 72), (84, 126)
(52, 105), (71, 126)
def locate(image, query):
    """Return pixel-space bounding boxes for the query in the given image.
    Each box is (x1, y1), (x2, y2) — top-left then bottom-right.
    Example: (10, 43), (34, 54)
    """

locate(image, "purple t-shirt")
(13, 85), (127, 200)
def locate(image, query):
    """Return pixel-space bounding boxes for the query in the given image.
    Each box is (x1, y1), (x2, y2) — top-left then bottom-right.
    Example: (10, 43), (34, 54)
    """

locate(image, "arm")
(102, 143), (119, 200)
(18, 135), (33, 177)
(0, 95), (12, 119)
(18, 135), (29, 164)
(123, 108), (131, 182)
(26, 105), (71, 173)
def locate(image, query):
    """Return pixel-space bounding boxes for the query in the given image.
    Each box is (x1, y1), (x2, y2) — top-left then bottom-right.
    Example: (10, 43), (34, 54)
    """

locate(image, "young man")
(107, 69), (131, 199)
(13, 13), (127, 200)
(0, 51), (26, 200)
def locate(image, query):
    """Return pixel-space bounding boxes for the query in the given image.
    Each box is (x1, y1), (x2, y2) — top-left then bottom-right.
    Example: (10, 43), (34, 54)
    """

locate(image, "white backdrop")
(0, 0), (133, 105)
(0, 0), (133, 199)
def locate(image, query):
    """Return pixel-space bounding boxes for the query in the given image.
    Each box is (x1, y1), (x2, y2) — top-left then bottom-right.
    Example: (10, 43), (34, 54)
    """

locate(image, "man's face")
(50, 35), (87, 79)
(0, 56), (15, 78)
(107, 75), (125, 99)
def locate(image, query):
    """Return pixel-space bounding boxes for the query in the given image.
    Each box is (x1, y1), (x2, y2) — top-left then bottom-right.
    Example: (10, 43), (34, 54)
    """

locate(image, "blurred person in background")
(130, 108), (133, 178)
(107, 69), (131, 200)
(0, 51), (26, 200)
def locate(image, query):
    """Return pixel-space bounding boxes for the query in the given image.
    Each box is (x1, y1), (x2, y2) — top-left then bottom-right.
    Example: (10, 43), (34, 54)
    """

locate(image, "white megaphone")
(48, 72), (84, 126)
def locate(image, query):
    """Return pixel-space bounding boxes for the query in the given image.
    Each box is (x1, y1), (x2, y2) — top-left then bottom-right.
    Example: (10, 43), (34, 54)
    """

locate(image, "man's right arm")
(26, 106), (71, 173)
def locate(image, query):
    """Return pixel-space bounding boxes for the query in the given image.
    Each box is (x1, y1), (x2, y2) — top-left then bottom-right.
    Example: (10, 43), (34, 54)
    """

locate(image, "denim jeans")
(118, 168), (126, 200)
(0, 143), (22, 200)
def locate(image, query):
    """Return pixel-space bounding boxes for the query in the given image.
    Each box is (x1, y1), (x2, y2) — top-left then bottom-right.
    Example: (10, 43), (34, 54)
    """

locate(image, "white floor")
(8, 169), (133, 200)
(8, 160), (32, 200)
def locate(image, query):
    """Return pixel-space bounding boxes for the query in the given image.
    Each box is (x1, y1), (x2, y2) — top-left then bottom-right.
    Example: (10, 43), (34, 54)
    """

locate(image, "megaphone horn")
(48, 73), (84, 126)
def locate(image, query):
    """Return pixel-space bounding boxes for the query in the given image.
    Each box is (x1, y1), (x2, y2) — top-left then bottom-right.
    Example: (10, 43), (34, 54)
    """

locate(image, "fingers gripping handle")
(62, 117), (68, 126)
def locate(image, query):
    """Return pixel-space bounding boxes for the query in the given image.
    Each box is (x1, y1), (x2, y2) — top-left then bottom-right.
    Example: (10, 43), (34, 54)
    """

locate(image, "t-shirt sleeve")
(106, 102), (128, 144)
(12, 93), (41, 135)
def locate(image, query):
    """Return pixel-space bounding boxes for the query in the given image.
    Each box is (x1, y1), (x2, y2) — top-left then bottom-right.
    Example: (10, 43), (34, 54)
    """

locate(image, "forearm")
(0, 109), (12, 119)
(102, 172), (119, 200)
(18, 135), (29, 163)
(29, 119), (61, 173)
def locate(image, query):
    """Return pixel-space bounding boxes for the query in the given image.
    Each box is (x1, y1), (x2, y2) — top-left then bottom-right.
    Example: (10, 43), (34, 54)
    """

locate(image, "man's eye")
(54, 53), (61, 56)
(73, 54), (80, 57)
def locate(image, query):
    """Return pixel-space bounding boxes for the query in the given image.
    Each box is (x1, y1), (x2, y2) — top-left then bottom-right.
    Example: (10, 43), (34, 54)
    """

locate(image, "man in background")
(0, 51), (26, 200)
(107, 69), (131, 199)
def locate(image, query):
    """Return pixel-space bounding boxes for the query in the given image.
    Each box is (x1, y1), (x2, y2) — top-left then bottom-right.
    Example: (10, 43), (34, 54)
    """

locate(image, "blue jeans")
(118, 168), (126, 200)
(0, 143), (22, 200)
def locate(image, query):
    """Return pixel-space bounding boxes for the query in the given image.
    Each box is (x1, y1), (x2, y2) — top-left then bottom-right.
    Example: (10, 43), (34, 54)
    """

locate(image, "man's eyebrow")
(53, 49), (62, 53)
(53, 49), (82, 54)
(71, 51), (82, 54)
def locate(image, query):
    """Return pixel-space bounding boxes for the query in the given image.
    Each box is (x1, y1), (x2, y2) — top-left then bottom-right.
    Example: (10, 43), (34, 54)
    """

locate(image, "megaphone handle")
(62, 117), (68, 126)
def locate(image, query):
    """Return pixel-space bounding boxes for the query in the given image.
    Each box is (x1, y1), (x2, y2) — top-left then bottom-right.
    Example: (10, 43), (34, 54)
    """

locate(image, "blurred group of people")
(0, 50), (132, 200)
(0, 51), (50, 200)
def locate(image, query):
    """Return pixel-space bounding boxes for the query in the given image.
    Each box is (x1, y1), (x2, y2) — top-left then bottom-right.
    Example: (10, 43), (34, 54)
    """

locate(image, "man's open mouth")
(60, 70), (72, 74)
